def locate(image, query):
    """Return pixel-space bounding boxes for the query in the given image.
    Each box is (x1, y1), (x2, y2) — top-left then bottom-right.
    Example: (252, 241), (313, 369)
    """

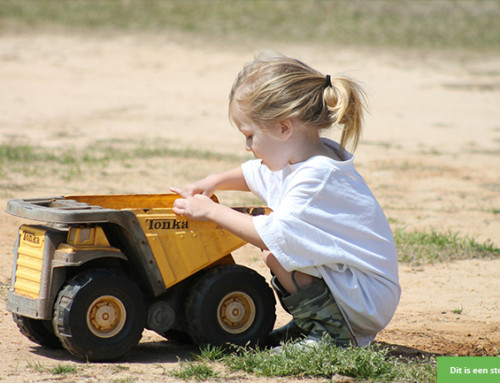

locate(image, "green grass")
(394, 228), (500, 266)
(0, 144), (76, 164)
(0, 141), (245, 181)
(1, 0), (499, 51)
(0, 142), (243, 167)
(452, 305), (464, 315)
(51, 364), (78, 375)
(169, 361), (221, 381)
(170, 341), (436, 382)
(26, 360), (78, 375)
(26, 360), (46, 374)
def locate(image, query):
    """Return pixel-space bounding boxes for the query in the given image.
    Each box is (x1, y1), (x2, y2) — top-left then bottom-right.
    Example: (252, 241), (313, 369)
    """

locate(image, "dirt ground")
(0, 32), (499, 382)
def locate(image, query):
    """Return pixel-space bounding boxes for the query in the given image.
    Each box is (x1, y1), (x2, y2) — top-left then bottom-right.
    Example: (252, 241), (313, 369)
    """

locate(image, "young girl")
(171, 53), (400, 348)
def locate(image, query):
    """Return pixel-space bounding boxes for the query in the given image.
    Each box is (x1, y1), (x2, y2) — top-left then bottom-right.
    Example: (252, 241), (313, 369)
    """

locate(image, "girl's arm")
(177, 166), (250, 197)
(171, 190), (267, 250)
(170, 165), (265, 248)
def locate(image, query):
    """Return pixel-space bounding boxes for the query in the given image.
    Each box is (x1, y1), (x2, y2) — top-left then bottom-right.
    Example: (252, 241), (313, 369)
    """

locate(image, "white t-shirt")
(241, 139), (401, 346)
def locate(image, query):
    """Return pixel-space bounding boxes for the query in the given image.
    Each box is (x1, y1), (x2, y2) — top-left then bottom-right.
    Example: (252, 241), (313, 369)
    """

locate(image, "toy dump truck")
(5, 194), (276, 361)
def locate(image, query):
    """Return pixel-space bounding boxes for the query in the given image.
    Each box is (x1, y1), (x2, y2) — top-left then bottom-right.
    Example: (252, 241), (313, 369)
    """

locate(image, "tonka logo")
(23, 231), (41, 245)
(146, 219), (189, 230)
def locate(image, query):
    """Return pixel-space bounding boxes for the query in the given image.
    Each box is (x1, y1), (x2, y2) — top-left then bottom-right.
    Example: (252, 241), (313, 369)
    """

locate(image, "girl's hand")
(170, 187), (217, 221)
(182, 175), (217, 197)
(171, 185), (267, 250)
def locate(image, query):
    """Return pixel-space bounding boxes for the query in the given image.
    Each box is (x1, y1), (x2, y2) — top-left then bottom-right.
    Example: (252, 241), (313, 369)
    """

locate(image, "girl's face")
(232, 108), (291, 171)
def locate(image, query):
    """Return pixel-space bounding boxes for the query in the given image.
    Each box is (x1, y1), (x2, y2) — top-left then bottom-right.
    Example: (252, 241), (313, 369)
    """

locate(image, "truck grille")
(14, 226), (46, 298)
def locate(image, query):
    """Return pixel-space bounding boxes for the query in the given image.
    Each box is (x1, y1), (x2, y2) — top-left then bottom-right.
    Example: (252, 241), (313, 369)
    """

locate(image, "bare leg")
(262, 251), (313, 294)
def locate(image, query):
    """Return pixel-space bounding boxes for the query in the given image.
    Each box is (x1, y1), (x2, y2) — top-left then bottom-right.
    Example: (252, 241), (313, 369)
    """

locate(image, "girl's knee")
(262, 250), (278, 269)
(262, 250), (289, 275)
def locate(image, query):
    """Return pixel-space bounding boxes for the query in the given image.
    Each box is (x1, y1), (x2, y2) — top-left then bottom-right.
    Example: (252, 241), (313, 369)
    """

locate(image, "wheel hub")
(217, 292), (256, 334)
(87, 295), (126, 338)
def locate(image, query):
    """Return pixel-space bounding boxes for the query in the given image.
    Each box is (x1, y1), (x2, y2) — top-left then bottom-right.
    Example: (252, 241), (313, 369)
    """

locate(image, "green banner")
(438, 357), (500, 382)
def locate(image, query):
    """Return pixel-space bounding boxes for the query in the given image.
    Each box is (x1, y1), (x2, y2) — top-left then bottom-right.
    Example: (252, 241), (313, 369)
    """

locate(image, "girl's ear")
(278, 119), (294, 140)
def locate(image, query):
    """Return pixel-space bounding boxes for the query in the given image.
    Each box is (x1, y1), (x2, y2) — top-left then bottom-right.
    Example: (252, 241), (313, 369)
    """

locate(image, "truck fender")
(52, 249), (128, 268)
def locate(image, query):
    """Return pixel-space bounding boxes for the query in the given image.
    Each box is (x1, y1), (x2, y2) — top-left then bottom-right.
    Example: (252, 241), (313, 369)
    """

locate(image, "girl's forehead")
(230, 103), (250, 126)
(236, 118), (255, 133)
(232, 112), (259, 135)
(238, 126), (253, 136)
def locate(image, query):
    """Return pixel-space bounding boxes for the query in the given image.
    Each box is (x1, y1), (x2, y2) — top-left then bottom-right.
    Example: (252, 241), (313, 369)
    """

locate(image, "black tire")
(186, 264), (276, 347)
(53, 269), (145, 361)
(12, 314), (62, 349)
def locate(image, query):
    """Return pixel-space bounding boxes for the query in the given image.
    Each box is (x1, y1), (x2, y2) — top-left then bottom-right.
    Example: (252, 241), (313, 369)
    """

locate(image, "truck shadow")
(127, 340), (199, 363)
(29, 340), (199, 364)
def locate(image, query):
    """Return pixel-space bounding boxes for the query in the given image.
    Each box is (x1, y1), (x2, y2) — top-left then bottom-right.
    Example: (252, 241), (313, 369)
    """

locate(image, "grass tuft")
(26, 360), (78, 375)
(394, 228), (500, 266)
(169, 360), (220, 381)
(182, 340), (437, 382)
(51, 364), (78, 375)
(196, 344), (227, 362)
(26, 360), (46, 373)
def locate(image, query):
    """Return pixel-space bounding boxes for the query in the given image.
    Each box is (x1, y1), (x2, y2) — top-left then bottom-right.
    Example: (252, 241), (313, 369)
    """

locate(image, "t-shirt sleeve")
(253, 212), (320, 272)
(241, 160), (267, 203)
(251, 167), (333, 273)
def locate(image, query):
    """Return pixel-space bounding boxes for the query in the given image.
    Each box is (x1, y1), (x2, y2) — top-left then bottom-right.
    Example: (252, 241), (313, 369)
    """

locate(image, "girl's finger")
(172, 199), (186, 216)
(170, 187), (187, 198)
(172, 206), (184, 215)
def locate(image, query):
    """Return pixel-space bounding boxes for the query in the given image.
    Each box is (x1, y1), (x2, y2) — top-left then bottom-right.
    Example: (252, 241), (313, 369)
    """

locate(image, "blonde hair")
(229, 53), (366, 152)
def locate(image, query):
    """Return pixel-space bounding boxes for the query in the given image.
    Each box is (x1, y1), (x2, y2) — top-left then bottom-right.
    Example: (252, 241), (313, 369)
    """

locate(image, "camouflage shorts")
(273, 274), (357, 347)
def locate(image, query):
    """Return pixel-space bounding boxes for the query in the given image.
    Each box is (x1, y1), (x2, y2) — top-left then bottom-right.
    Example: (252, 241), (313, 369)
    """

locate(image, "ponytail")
(324, 76), (366, 152)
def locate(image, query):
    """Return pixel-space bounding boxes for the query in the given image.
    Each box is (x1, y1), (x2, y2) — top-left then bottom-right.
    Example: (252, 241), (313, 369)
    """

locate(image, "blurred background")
(0, 0), (499, 246)
(1, 0), (499, 49)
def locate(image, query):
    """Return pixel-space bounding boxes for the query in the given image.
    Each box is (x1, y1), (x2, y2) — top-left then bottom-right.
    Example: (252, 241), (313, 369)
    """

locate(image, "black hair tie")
(325, 74), (332, 88)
